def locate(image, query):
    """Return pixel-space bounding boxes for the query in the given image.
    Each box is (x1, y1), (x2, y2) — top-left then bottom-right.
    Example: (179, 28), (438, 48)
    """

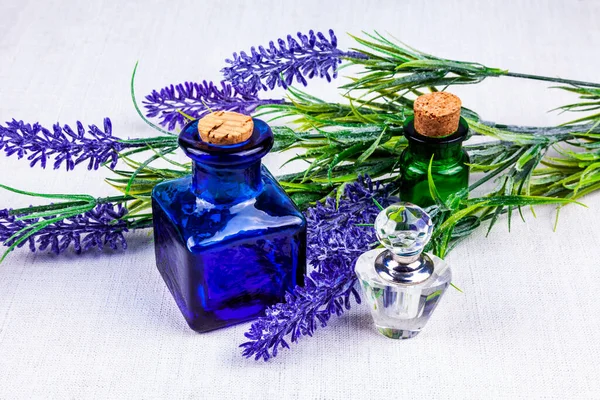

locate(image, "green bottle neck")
(403, 117), (468, 165)
(406, 140), (464, 162)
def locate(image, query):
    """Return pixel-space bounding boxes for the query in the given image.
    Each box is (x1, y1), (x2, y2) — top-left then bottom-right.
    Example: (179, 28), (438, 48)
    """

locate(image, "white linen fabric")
(0, 0), (599, 398)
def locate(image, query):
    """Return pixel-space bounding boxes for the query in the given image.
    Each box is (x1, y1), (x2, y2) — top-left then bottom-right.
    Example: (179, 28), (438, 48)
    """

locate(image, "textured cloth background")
(1, 0), (599, 398)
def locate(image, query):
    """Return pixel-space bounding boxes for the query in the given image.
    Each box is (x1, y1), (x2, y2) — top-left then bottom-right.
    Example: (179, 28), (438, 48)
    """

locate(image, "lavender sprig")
(0, 117), (180, 171)
(143, 81), (282, 130)
(0, 118), (125, 170)
(222, 29), (366, 93)
(0, 203), (129, 255)
(241, 176), (394, 361)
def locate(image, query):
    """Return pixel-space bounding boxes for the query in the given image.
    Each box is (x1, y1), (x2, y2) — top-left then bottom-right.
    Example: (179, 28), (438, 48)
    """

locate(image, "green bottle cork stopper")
(413, 92), (462, 137)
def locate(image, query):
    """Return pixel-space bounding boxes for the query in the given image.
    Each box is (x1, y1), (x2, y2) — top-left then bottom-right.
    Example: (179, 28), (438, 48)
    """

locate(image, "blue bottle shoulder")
(152, 166), (306, 252)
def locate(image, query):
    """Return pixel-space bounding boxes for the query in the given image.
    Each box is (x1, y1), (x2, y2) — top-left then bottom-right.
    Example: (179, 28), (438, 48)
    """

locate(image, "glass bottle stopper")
(374, 203), (434, 284)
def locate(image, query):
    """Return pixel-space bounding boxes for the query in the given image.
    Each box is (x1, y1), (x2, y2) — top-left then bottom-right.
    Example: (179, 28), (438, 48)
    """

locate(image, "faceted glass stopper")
(374, 203), (433, 257)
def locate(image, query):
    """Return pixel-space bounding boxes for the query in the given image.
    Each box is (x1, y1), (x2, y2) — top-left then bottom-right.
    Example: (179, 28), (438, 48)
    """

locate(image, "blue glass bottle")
(151, 116), (306, 333)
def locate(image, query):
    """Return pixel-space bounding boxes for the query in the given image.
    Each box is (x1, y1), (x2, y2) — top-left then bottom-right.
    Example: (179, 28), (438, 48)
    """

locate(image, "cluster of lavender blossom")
(143, 81), (281, 131)
(241, 177), (395, 361)
(0, 118), (125, 171)
(0, 117), (159, 172)
(0, 204), (128, 255)
(222, 29), (364, 93)
(0, 116), (157, 259)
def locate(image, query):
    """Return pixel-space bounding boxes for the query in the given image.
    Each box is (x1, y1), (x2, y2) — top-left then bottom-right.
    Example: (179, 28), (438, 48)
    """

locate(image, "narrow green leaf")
(131, 62), (176, 136)
(0, 184), (94, 202)
(335, 182), (349, 209)
(125, 146), (178, 194)
(356, 127), (387, 164)
(450, 282), (464, 293)
(427, 155), (445, 207)
(372, 198), (384, 210)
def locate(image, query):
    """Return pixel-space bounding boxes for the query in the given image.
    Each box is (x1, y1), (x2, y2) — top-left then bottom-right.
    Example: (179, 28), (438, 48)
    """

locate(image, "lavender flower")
(0, 118), (124, 170)
(0, 203), (128, 255)
(222, 29), (367, 93)
(143, 80), (282, 130)
(241, 176), (395, 361)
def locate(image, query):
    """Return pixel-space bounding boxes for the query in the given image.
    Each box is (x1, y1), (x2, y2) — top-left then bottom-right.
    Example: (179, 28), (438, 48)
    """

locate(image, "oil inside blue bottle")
(151, 118), (306, 333)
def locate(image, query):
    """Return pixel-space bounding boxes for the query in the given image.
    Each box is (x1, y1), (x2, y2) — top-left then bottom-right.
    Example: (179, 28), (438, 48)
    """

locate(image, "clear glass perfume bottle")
(355, 203), (451, 339)
(152, 115), (306, 333)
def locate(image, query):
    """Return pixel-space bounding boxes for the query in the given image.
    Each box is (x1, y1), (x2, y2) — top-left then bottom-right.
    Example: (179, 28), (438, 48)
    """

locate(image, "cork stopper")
(198, 111), (254, 145)
(413, 92), (462, 137)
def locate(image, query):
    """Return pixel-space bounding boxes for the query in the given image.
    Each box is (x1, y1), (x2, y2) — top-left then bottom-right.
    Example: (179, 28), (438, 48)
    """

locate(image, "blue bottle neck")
(178, 118), (275, 205)
(192, 160), (262, 204)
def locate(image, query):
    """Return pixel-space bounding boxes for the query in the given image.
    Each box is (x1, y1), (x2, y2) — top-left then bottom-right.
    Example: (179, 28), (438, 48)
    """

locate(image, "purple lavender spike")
(143, 80), (282, 130)
(222, 29), (367, 94)
(240, 176), (395, 361)
(0, 118), (124, 171)
(0, 204), (129, 255)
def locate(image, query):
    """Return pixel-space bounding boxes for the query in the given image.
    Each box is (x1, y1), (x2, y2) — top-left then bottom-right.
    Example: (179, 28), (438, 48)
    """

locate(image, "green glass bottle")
(399, 115), (469, 207)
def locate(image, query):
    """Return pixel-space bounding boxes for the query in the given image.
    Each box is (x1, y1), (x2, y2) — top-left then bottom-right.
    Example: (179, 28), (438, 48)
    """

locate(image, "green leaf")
(466, 195), (584, 207)
(278, 181), (326, 192)
(14, 204), (93, 221)
(427, 155), (445, 207)
(272, 126), (302, 152)
(124, 146), (178, 194)
(372, 198), (384, 211)
(130, 62), (176, 136)
(327, 143), (367, 181)
(356, 127), (388, 164)
(335, 182), (349, 209)
(0, 184), (95, 202)
(436, 203), (485, 234)
(450, 282), (464, 293)
(289, 192), (324, 209)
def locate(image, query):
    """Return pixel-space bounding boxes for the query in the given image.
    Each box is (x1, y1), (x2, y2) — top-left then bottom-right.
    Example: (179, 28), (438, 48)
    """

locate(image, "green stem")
(9, 195), (135, 217)
(504, 72), (600, 89)
(127, 217), (154, 230)
(96, 195), (136, 204)
(119, 137), (178, 145)
(9, 201), (89, 216)
(469, 149), (526, 192)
